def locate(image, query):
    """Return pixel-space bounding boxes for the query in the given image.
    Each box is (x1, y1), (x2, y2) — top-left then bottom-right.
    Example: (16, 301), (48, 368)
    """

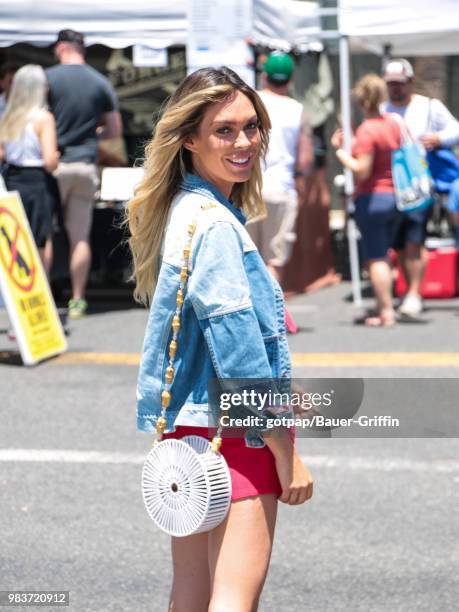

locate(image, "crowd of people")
(0, 29), (121, 319)
(332, 58), (459, 326)
(1, 40), (459, 329)
(246, 53), (459, 329)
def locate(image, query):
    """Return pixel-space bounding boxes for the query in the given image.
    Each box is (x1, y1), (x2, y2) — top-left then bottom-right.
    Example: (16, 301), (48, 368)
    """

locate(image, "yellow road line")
(51, 352), (459, 367)
(291, 353), (459, 367)
(54, 352), (140, 366)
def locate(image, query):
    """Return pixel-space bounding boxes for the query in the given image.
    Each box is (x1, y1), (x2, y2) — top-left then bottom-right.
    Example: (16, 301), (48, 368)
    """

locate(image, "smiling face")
(183, 90), (262, 199)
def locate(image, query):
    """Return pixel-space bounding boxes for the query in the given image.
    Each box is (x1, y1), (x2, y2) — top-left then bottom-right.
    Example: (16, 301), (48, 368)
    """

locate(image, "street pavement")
(0, 282), (458, 612)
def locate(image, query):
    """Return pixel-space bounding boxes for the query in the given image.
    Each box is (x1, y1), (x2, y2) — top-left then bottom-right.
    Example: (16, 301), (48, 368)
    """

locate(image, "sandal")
(364, 310), (396, 327)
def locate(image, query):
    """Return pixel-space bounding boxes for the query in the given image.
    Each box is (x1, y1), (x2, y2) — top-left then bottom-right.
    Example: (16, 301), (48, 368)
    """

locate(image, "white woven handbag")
(141, 211), (232, 537)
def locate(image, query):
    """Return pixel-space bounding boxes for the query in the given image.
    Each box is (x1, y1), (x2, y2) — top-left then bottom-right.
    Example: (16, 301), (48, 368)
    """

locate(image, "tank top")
(257, 90), (304, 198)
(5, 119), (44, 167)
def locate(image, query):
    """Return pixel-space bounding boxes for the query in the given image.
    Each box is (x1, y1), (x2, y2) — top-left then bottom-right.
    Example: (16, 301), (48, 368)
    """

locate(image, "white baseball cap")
(383, 59), (414, 83)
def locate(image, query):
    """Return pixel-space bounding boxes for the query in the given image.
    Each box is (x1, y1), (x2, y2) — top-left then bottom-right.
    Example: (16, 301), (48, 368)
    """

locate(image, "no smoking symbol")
(0, 207), (36, 292)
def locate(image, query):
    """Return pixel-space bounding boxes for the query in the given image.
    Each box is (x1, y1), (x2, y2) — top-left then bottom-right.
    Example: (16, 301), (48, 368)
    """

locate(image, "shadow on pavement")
(0, 350), (23, 366)
(52, 280), (143, 316)
(423, 304), (459, 313)
(396, 316), (431, 325)
(343, 285), (374, 302)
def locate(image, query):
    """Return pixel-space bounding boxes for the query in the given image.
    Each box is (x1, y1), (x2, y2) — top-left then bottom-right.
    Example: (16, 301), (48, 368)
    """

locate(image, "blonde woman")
(0, 64), (59, 269)
(331, 73), (402, 326)
(129, 67), (313, 611)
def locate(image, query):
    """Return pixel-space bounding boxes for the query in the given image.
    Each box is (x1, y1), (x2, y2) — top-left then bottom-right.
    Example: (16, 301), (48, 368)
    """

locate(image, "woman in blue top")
(128, 67), (313, 611)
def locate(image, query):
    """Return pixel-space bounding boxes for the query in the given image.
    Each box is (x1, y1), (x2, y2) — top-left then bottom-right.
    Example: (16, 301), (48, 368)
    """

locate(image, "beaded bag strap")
(154, 202), (228, 454)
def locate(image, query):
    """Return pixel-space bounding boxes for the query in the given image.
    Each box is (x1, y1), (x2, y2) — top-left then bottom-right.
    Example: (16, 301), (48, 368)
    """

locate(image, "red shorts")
(162, 426), (295, 502)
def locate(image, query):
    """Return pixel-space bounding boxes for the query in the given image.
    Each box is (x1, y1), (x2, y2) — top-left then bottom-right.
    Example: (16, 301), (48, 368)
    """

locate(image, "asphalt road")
(0, 282), (458, 612)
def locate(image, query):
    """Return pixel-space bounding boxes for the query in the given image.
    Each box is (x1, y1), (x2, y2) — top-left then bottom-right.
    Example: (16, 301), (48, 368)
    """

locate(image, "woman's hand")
(275, 447), (314, 505)
(331, 128), (344, 149)
(263, 430), (313, 505)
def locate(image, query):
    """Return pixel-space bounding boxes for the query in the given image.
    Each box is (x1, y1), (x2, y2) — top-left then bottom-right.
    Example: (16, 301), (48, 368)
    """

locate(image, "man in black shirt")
(47, 29), (122, 319)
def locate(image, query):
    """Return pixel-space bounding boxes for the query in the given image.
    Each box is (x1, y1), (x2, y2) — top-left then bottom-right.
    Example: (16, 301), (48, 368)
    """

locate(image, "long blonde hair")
(0, 64), (47, 142)
(127, 67), (271, 305)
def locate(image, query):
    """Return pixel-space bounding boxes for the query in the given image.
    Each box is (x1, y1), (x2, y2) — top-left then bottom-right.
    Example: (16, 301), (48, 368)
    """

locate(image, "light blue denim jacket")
(136, 173), (292, 448)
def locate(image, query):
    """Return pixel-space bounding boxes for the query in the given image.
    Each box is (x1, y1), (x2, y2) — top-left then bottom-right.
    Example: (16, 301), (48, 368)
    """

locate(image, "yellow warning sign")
(0, 192), (67, 365)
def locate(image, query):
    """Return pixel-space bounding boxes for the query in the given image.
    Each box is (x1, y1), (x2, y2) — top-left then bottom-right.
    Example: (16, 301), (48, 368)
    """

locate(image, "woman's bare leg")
(208, 494), (278, 612)
(42, 237), (53, 277)
(169, 532), (211, 612)
(366, 258), (395, 324)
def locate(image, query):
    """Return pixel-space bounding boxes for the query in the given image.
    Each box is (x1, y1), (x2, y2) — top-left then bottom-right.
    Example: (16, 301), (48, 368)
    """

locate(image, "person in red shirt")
(332, 73), (402, 326)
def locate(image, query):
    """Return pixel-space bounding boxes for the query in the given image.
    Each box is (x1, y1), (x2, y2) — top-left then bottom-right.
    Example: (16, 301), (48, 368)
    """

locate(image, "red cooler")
(395, 247), (459, 298)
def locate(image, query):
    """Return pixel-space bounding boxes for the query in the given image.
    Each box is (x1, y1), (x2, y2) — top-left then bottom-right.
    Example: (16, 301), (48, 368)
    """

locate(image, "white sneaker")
(398, 293), (423, 316)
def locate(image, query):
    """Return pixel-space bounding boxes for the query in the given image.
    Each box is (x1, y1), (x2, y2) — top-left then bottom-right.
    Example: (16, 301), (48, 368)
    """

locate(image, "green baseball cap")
(264, 52), (294, 84)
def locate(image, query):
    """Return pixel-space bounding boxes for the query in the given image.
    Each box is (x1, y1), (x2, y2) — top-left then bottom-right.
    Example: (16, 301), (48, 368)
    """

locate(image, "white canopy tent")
(0, 1), (187, 48)
(253, 0), (322, 52)
(338, 0), (459, 305)
(0, 0), (321, 50)
(340, 0), (459, 57)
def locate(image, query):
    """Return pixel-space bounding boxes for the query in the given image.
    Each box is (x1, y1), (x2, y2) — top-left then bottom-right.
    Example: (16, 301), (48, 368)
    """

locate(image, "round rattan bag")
(142, 435), (232, 537)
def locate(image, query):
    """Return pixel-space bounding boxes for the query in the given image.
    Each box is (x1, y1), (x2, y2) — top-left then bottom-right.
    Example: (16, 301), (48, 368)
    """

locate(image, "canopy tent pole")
(339, 34), (362, 306)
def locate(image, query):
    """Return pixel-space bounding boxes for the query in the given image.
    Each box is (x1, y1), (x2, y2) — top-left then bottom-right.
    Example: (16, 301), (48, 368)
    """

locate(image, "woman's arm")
(188, 222), (277, 382)
(294, 121), (314, 201)
(188, 221), (286, 422)
(335, 149), (373, 180)
(188, 220), (314, 505)
(331, 126), (374, 180)
(263, 429), (313, 505)
(35, 110), (58, 173)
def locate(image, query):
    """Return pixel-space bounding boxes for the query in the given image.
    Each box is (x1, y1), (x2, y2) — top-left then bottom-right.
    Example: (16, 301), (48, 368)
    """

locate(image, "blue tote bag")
(425, 98), (459, 193)
(390, 113), (434, 213)
(426, 148), (459, 193)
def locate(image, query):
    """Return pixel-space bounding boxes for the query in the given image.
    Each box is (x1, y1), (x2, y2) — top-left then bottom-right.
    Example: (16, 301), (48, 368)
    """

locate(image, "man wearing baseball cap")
(381, 58), (459, 316)
(248, 51), (312, 287)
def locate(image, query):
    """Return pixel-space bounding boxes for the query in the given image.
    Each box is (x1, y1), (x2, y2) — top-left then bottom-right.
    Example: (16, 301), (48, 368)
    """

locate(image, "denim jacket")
(136, 173), (292, 448)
